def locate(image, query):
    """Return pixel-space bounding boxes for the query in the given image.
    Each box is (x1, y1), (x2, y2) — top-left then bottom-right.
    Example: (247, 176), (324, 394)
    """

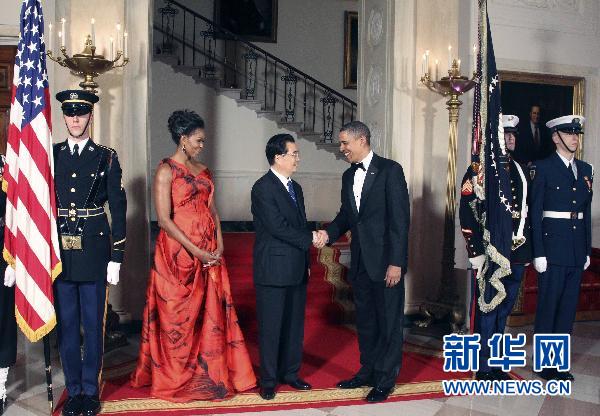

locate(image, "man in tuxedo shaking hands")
(316, 121), (410, 402)
(251, 134), (322, 400)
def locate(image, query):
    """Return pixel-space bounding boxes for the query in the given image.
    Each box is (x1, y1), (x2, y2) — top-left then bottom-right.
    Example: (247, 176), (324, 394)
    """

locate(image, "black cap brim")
(62, 103), (93, 117)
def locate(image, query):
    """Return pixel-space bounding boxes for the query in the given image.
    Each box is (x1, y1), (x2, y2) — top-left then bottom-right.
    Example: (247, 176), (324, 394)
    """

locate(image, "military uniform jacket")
(459, 161), (532, 264)
(54, 140), (127, 281)
(530, 152), (593, 267)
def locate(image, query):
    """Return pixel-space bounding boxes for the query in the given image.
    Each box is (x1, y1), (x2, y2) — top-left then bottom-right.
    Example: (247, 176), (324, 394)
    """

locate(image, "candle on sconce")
(48, 23), (53, 51)
(435, 59), (439, 80)
(123, 32), (128, 58)
(425, 50), (430, 75)
(457, 59), (461, 72)
(421, 53), (426, 76)
(58, 31), (62, 49)
(110, 37), (114, 60)
(448, 45), (452, 70)
(91, 18), (96, 45)
(116, 23), (121, 52)
(61, 18), (66, 48)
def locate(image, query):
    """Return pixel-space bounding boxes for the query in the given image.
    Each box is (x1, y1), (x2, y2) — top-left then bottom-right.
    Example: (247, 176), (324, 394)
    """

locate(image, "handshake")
(312, 230), (329, 249)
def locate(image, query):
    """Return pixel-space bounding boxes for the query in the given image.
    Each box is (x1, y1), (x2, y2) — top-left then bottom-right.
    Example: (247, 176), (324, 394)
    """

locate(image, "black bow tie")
(351, 162), (366, 172)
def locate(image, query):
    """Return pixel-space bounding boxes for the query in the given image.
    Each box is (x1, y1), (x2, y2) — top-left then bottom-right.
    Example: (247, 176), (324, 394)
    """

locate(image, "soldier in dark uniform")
(53, 90), (127, 416)
(0, 155), (17, 415)
(531, 115), (593, 382)
(459, 115), (532, 381)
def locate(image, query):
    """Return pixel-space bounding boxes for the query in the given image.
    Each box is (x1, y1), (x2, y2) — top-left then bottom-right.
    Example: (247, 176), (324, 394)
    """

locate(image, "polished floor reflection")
(4, 321), (599, 415)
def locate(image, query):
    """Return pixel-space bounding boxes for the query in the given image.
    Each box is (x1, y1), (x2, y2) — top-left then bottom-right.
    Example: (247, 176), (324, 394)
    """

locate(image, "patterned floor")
(4, 321), (599, 416)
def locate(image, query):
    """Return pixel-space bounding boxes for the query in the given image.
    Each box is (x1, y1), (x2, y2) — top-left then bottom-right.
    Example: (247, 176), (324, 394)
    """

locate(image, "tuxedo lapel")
(358, 154), (380, 214)
(346, 171), (359, 217)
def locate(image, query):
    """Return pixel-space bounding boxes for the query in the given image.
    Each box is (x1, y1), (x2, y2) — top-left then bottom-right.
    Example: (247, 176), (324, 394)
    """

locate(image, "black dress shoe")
(475, 370), (496, 381)
(366, 386), (393, 403)
(556, 371), (574, 381)
(534, 368), (558, 381)
(492, 369), (511, 380)
(62, 395), (83, 416)
(81, 395), (101, 416)
(259, 387), (276, 400)
(336, 376), (370, 389)
(286, 379), (312, 390)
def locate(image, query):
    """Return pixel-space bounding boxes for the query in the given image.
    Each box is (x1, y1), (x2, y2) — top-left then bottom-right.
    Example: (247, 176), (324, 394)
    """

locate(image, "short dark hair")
(167, 110), (205, 145)
(266, 134), (295, 165)
(339, 120), (371, 145)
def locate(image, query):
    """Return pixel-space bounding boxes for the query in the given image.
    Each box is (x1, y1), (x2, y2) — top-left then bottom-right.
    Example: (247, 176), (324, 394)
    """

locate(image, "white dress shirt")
(353, 150), (374, 212)
(556, 151), (577, 179)
(67, 137), (89, 155)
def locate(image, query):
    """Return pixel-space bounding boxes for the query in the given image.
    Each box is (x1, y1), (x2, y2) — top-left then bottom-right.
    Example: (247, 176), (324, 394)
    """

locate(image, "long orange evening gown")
(130, 158), (256, 402)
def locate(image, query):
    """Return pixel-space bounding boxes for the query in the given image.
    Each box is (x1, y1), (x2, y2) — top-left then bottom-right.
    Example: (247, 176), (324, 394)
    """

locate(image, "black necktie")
(72, 144), (79, 159)
(351, 162), (366, 172)
(533, 126), (540, 148)
(569, 162), (576, 181)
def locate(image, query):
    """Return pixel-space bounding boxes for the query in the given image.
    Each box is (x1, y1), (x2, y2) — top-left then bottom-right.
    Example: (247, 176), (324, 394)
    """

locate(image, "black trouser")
(54, 279), (107, 397)
(472, 264), (525, 372)
(351, 254), (405, 389)
(256, 282), (307, 388)
(0, 261), (16, 368)
(535, 264), (582, 335)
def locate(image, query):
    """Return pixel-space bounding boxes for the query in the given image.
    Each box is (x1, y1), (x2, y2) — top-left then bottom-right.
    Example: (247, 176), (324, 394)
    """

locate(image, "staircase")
(153, 0), (356, 158)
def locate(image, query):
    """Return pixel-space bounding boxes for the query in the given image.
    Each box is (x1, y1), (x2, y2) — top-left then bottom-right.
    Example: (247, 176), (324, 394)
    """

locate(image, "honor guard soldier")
(459, 115), (532, 381)
(54, 90), (127, 416)
(531, 115), (593, 382)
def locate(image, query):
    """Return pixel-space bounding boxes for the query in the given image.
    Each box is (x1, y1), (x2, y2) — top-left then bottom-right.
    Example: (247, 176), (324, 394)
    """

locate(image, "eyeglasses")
(282, 151), (301, 160)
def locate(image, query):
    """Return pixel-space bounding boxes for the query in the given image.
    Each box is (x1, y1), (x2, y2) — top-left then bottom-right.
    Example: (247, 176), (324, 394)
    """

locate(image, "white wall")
(156, 0), (358, 102)
(150, 58), (349, 221)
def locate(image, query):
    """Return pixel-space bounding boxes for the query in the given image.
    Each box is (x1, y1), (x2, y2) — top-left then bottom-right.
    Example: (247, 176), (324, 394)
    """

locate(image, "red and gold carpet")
(54, 232), (471, 415)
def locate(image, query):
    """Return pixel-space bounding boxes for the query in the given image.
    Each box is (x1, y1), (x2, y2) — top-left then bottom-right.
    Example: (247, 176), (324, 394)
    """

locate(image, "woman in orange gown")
(131, 110), (256, 401)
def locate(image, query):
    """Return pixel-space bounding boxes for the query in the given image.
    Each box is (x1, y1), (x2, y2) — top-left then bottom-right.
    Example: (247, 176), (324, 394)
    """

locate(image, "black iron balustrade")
(154, 0), (356, 141)
(281, 68), (298, 122)
(158, 0), (178, 54)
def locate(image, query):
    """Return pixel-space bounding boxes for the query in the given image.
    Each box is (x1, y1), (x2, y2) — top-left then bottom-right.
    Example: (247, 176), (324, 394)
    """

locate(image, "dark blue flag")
(470, 0), (512, 313)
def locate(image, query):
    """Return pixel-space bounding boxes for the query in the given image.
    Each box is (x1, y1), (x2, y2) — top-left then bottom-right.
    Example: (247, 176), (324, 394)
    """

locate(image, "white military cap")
(502, 115), (519, 132)
(546, 115), (585, 133)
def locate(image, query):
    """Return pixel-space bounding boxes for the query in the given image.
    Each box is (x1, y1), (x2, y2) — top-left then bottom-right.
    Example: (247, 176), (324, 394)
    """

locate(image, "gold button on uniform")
(72, 173), (77, 178)
(70, 202), (75, 207)
(70, 188), (75, 192)
(573, 187), (576, 191)
(573, 200), (576, 204)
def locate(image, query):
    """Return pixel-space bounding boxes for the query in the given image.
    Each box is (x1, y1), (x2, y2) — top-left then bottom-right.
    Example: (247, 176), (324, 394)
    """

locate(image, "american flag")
(3, 0), (61, 342)
(470, 0), (512, 313)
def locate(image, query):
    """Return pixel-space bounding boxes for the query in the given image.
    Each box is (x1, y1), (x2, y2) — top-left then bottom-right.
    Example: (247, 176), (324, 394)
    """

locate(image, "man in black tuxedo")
(515, 104), (554, 163)
(317, 121), (410, 403)
(251, 134), (320, 400)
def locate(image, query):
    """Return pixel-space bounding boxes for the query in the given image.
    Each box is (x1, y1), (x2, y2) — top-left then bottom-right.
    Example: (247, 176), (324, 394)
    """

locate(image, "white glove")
(534, 257), (547, 273)
(4, 267), (15, 287)
(468, 255), (485, 270)
(584, 255), (590, 270)
(107, 261), (121, 285)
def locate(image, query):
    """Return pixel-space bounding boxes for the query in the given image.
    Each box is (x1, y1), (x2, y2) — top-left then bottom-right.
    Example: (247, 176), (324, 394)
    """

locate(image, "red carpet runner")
(54, 232), (470, 415)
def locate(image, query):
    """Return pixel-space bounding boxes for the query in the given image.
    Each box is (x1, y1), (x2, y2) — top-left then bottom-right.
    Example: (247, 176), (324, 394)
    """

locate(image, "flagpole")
(43, 336), (53, 415)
